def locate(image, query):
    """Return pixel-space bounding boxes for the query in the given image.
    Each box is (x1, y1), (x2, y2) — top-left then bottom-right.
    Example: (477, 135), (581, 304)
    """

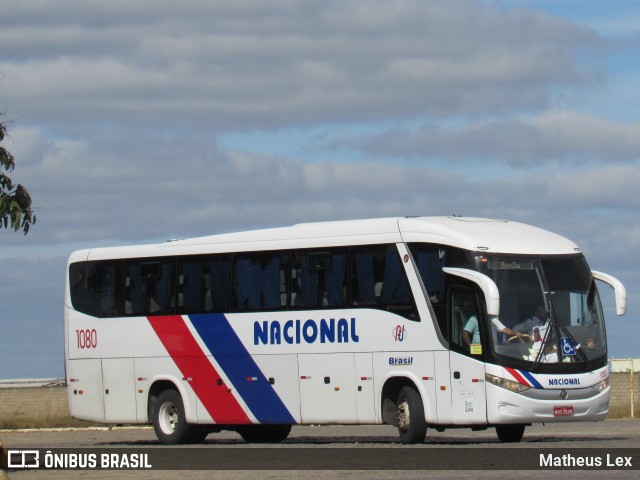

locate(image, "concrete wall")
(609, 371), (640, 418)
(0, 384), (74, 429)
(1, 363), (638, 428)
(0, 380), (95, 429)
(608, 358), (640, 419)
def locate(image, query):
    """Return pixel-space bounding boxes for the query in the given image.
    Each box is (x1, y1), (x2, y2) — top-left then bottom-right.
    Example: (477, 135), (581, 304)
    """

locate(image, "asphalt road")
(1, 419), (639, 480)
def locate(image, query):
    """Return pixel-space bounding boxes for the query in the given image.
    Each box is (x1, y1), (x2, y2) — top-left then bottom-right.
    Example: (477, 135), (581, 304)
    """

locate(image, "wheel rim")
(158, 401), (179, 435)
(397, 399), (411, 432)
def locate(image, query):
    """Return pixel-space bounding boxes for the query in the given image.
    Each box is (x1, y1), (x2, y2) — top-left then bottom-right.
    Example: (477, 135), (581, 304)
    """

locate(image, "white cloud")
(1, 1), (607, 130)
(335, 110), (640, 165)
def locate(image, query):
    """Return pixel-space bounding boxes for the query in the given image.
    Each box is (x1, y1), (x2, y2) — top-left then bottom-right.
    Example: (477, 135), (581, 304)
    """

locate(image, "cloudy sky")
(1, 0), (638, 378)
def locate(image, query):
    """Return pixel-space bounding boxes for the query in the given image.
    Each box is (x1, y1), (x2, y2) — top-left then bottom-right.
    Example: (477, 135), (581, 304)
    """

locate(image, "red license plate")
(553, 405), (574, 416)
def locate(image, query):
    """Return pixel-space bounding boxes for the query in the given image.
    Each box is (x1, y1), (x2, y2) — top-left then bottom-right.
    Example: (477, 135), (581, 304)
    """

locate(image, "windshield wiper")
(531, 322), (551, 372)
(529, 292), (556, 372)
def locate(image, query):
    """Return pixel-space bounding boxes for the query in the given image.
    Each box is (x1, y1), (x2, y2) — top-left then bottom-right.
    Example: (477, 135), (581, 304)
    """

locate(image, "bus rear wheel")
(495, 424), (525, 443)
(153, 389), (204, 444)
(396, 386), (427, 444)
(238, 424), (292, 443)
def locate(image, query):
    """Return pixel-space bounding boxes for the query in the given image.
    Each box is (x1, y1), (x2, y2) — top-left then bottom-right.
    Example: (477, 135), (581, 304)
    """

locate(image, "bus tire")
(495, 424), (525, 443)
(153, 389), (194, 445)
(238, 424), (292, 443)
(396, 385), (427, 444)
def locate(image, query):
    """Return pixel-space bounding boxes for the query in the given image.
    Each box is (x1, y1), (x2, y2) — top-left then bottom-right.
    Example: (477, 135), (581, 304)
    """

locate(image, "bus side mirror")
(442, 267), (500, 317)
(592, 270), (627, 316)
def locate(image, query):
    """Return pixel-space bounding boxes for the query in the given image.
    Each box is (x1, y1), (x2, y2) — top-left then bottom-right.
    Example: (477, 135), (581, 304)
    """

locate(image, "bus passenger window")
(208, 256), (231, 312)
(178, 258), (206, 313)
(125, 259), (175, 315)
(69, 261), (123, 318)
(409, 244), (471, 334)
(69, 262), (92, 314)
(178, 255), (231, 314)
(412, 247), (446, 303)
(349, 245), (417, 320)
(233, 252), (287, 311)
(290, 249), (347, 309)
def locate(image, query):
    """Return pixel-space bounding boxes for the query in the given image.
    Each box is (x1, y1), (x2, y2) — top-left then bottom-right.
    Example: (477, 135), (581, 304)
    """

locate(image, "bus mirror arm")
(442, 267), (501, 317)
(592, 270), (627, 316)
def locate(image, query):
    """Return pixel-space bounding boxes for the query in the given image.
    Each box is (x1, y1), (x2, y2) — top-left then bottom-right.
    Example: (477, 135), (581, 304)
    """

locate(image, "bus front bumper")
(486, 383), (609, 424)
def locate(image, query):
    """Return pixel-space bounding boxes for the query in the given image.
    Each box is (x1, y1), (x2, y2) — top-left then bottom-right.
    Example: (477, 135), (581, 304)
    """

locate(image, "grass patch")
(0, 417), (103, 430)
(607, 406), (635, 419)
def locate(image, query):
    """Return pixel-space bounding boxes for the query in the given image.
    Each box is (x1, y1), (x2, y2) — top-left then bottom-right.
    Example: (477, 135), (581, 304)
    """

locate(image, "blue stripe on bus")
(188, 313), (296, 424)
(519, 370), (544, 389)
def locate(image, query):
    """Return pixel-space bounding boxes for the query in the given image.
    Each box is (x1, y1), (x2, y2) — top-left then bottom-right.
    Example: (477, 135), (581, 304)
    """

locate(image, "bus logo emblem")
(393, 325), (406, 342)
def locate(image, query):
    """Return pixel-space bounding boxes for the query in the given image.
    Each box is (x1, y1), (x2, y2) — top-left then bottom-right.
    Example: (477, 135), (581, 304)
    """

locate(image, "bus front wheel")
(396, 385), (427, 444)
(153, 389), (202, 444)
(495, 424), (525, 443)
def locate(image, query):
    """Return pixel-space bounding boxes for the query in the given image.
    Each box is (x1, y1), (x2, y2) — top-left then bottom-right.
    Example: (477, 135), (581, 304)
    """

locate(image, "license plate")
(553, 405), (574, 416)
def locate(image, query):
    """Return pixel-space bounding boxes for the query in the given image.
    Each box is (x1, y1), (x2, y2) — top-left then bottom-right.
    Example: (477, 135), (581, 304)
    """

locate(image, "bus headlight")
(485, 373), (530, 393)
(592, 377), (609, 393)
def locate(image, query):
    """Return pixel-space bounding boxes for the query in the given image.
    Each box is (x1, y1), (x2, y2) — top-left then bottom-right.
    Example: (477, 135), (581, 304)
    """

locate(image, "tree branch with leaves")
(0, 117), (35, 234)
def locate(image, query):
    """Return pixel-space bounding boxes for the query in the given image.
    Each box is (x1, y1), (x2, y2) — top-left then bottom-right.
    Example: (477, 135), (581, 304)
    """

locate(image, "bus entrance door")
(448, 288), (487, 424)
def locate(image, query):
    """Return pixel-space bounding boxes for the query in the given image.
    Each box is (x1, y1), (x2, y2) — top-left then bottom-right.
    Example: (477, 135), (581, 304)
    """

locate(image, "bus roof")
(72, 216), (581, 262)
(398, 217), (580, 255)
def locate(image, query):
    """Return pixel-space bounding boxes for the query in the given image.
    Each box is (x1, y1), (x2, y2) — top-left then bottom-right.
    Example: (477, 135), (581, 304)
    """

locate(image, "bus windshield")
(476, 254), (607, 367)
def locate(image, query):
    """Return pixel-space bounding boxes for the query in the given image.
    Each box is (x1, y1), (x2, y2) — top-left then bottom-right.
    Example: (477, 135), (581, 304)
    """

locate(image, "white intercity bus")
(64, 217), (627, 444)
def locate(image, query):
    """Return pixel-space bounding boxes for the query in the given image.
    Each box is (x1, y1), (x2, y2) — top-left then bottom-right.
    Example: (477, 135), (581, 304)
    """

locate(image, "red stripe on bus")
(505, 367), (529, 386)
(147, 315), (250, 425)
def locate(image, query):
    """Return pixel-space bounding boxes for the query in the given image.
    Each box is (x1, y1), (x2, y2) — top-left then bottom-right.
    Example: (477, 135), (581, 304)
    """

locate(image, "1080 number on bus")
(75, 329), (97, 349)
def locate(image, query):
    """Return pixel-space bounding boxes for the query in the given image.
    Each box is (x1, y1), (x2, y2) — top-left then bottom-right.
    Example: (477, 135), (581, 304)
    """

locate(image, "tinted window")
(290, 248), (348, 308)
(178, 255), (231, 313)
(233, 251), (288, 311)
(125, 259), (175, 315)
(69, 261), (123, 317)
(409, 244), (471, 332)
(70, 244), (425, 320)
(350, 245), (418, 320)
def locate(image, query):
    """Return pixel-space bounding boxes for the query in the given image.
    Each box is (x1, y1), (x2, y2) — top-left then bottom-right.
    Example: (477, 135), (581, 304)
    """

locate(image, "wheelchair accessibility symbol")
(561, 337), (576, 356)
